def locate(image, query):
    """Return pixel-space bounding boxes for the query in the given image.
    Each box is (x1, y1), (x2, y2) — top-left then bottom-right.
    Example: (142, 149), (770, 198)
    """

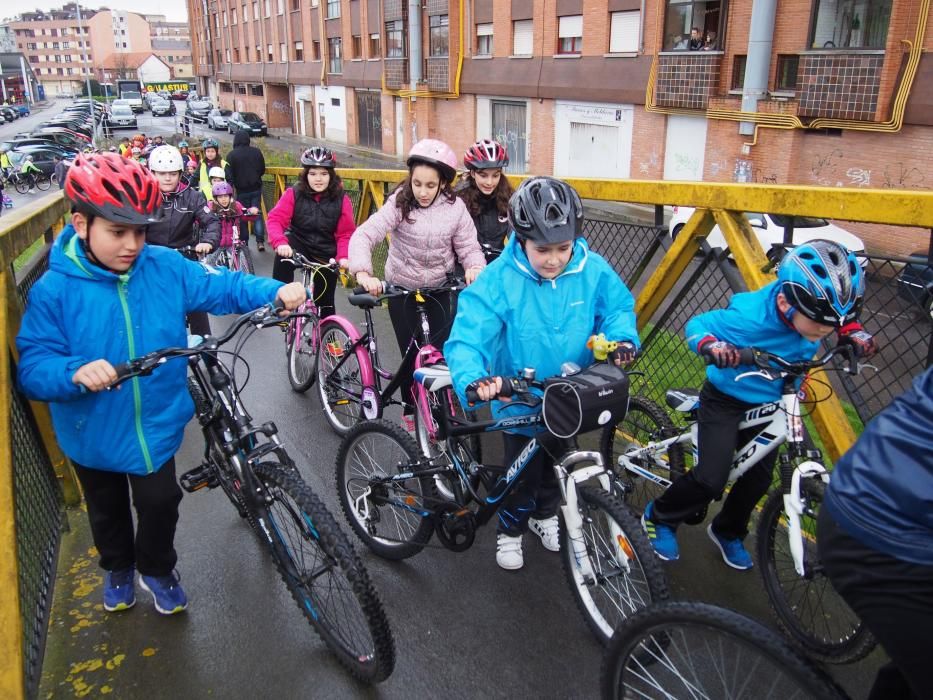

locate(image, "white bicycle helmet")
(208, 166), (226, 179)
(147, 145), (184, 173)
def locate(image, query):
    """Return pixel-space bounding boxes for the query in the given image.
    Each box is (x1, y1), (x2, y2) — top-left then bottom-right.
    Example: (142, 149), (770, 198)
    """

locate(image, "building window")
(352, 34), (362, 58)
(386, 20), (405, 58)
(264, 0), (270, 16)
(280, 42), (287, 61)
(810, 1), (890, 49)
(291, 0), (300, 9)
(776, 54), (799, 90)
(234, 47), (240, 62)
(236, 83), (247, 94)
(226, 48), (232, 62)
(663, 0), (722, 51)
(277, 0), (284, 13)
(369, 33), (380, 57)
(609, 11), (639, 52)
(476, 23), (493, 55)
(232, 8), (237, 23)
(327, 0), (340, 19)
(223, 11), (228, 26)
(243, 4), (248, 22)
(328, 37), (342, 72)
(429, 15), (449, 57)
(267, 43), (273, 61)
(558, 15), (582, 54)
(295, 40), (304, 60)
(250, 84), (264, 95)
(312, 40), (321, 60)
(216, 49), (222, 63)
(513, 19), (533, 56)
(221, 81), (233, 92)
(253, 1), (259, 19)
(731, 54), (746, 90)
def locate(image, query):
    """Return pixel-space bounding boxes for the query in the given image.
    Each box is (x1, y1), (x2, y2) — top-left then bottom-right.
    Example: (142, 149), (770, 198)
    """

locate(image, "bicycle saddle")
(665, 389), (700, 413)
(348, 292), (380, 309)
(413, 365), (453, 392)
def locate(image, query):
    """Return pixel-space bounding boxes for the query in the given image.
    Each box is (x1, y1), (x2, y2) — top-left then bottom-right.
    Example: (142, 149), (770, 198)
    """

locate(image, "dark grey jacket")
(146, 183), (221, 251)
(226, 131), (266, 193)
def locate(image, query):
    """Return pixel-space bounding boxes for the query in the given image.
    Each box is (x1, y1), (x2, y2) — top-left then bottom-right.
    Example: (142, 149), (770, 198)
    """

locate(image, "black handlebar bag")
(541, 363), (630, 439)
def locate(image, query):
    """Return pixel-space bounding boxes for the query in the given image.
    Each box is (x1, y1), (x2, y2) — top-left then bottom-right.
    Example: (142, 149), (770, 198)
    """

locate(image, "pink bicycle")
(207, 214), (255, 275)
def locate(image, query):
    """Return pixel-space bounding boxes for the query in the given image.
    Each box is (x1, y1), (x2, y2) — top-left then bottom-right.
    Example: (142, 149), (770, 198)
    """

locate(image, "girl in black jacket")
(457, 139), (513, 263)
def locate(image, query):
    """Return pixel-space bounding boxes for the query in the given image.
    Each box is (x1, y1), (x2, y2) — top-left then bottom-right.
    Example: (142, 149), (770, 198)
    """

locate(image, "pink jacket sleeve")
(334, 194), (356, 261)
(235, 201), (257, 223)
(450, 199), (486, 272)
(266, 188), (296, 249)
(348, 192), (401, 276)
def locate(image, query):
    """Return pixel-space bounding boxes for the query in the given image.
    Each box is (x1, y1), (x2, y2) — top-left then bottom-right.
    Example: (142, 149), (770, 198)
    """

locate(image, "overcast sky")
(4, 0), (189, 23)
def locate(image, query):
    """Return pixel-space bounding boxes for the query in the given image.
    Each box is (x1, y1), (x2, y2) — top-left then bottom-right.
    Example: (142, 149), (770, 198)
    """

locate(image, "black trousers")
(497, 432), (561, 536)
(818, 509), (933, 700)
(387, 291), (453, 412)
(652, 382), (776, 540)
(73, 459), (184, 577)
(273, 250), (339, 320)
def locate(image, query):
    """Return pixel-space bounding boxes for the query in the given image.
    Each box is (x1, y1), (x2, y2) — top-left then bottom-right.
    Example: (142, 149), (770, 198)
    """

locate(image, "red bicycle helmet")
(464, 139), (509, 170)
(65, 153), (162, 226)
(300, 146), (337, 168)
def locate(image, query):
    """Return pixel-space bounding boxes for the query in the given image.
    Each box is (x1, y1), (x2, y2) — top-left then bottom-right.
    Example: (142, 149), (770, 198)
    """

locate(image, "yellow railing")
(3, 174), (932, 696)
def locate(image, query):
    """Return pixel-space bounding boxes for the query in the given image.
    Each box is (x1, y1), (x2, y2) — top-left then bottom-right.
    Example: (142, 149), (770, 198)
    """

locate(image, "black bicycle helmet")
(300, 146), (336, 168)
(508, 176), (584, 244)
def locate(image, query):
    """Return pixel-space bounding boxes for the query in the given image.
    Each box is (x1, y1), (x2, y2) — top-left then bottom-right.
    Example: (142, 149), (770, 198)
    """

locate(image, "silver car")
(207, 108), (232, 130)
(107, 105), (137, 129)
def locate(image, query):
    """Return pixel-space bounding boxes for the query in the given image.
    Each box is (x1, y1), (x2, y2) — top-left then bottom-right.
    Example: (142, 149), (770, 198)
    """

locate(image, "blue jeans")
(237, 189), (266, 244)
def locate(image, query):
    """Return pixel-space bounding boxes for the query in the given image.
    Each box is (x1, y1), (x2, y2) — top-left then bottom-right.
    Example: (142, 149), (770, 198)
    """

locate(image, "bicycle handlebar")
(280, 252), (340, 273)
(703, 344), (861, 377)
(465, 375), (543, 407)
(348, 280), (466, 307)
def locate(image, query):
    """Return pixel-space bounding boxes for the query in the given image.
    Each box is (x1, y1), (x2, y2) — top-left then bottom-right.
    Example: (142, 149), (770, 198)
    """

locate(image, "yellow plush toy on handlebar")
(587, 333), (618, 362)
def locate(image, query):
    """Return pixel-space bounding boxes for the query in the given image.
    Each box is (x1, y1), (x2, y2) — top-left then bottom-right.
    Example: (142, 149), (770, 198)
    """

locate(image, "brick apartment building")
(6, 5), (193, 96)
(193, 0), (929, 251)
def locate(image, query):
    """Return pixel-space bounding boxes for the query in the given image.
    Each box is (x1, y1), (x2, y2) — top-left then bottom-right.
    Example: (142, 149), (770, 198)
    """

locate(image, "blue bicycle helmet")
(201, 137), (220, 149)
(778, 239), (864, 327)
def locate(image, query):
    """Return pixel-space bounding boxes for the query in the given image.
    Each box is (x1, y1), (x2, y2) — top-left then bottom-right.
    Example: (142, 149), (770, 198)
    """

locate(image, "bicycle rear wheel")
(413, 384), (481, 501)
(255, 461), (396, 683)
(287, 317), (318, 393)
(561, 486), (669, 645)
(235, 245), (254, 274)
(600, 601), (847, 700)
(757, 477), (875, 664)
(335, 419), (434, 560)
(599, 396), (686, 515)
(317, 320), (370, 435)
(14, 177), (28, 194)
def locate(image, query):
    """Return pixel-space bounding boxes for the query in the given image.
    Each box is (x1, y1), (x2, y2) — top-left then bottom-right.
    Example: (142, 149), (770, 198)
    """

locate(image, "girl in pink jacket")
(349, 139), (486, 420)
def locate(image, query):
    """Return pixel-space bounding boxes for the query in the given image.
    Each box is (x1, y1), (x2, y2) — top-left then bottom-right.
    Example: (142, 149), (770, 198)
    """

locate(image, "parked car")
(207, 108), (232, 130)
(1, 107), (17, 121)
(171, 90), (188, 100)
(186, 99), (213, 122)
(35, 127), (92, 143)
(13, 104), (30, 117)
(668, 207), (867, 259)
(12, 142), (79, 159)
(227, 111), (268, 136)
(9, 138), (80, 154)
(104, 105), (138, 129)
(897, 251), (933, 319)
(26, 131), (87, 149)
(150, 98), (176, 116)
(0, 114), (5, 124)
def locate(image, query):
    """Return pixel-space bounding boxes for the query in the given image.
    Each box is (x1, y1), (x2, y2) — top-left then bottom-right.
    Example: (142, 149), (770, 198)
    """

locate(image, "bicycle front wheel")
(561, 486), (669, 645)
(600, 601), (847, 700)
(287, 317), (318, 393)
(35, 173), (52, 191)
(235, 245), (254, 274)
(14, 177), (28, 194)
(599, 396), (686, 514)
(336, 419), (434, 560)
(317, 320), (370, 435)
(255, 461), (396, 683)
(757, 477), (875, 664)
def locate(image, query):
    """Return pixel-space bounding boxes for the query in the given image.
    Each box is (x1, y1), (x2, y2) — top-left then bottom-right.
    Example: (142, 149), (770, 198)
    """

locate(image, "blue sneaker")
(707, 524), (754, 570)
(103, 567), (136, 612)
(642, 502), (680, 561)
(139, 572), (188, 615)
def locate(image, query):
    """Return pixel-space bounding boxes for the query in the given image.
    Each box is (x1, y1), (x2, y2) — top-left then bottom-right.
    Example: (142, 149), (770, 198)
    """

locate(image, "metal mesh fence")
(9, 245), (64, 699)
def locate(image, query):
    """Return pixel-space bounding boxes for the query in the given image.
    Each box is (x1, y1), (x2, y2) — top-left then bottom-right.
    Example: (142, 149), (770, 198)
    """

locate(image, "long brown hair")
(458, 170), (513, 219)
(393, 162), (456, 223)
(294, 165), (344, 199)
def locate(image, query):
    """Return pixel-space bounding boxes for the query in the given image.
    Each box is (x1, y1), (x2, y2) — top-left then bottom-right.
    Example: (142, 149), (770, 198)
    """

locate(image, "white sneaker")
(496, 533), (524, 570)
(529, 516), (560, 552)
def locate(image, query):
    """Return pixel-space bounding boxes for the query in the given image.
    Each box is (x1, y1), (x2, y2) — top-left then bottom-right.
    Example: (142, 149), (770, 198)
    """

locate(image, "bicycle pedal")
(180, 464), (219, 493)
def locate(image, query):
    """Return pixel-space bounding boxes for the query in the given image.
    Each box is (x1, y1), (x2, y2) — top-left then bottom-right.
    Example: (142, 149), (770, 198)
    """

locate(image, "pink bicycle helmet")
(464, 139), (509, 170)
(407, 139), (458, 182)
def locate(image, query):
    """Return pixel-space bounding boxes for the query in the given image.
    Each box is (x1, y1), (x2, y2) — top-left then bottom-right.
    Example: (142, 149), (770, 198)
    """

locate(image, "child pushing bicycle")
(445, 176), (640, 571)
(16, 153), (306, 617)
(642, 239), (878, 569)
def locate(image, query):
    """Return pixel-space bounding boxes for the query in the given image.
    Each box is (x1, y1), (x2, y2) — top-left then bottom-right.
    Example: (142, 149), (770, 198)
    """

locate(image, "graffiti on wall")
(809, 148), (927, 190)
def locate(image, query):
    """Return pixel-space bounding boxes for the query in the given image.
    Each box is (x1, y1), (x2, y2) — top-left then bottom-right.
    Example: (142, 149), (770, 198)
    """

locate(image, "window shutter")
(558, 15), (582, 38)
(609, 11), (639, 52)
(513, 19), (533, 55)
(477, 22), (493, 36)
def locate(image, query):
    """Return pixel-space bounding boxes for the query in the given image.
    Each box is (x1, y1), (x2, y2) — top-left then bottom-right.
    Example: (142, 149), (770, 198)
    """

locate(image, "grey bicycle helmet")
(300, 146), (336, 168)
(508, 176), (584, 244)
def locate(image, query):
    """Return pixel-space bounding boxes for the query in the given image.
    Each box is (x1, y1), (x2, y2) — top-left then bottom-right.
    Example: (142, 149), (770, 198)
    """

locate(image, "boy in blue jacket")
(643, 240), (877, 569)
(16, 154), (305, 615)
(445, 177), (640, 570)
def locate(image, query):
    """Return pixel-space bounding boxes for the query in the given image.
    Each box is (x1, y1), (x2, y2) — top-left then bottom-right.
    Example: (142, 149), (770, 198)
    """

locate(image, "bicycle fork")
(782, 461), (830, 576)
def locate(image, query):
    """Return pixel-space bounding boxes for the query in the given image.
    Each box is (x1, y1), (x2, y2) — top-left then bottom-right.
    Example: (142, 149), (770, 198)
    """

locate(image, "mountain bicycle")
(600, 345), (876, 664)
(335, 363), (669, 645)
(10, 170), (51, 194)
(206, 214), (254, 274)
(315, 282), (469, 438)
(112, 303), (395, 683)
(280, 253), (340, 392)
(600, 601), (847, 700)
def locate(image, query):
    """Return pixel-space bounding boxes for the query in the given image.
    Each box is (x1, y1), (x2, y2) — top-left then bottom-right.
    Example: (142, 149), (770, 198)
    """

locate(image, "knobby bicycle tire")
(317, 320), (371, 435)
(600, 601), (847, 700)
(599, 396), (686, 515)
(254, 461), (396, 683)
(335, 419), (434, 559)
(757, 477), (875, 664)
(561, 485), (669, 645)
(287, 316), (318, 393)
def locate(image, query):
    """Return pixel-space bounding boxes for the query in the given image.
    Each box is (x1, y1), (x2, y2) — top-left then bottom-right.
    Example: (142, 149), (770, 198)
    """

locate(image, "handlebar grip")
(352, 285), (366, 294)
(737, 348), (758, 366)
(112, 362), (134, 380)
(465, 387), (480, 405)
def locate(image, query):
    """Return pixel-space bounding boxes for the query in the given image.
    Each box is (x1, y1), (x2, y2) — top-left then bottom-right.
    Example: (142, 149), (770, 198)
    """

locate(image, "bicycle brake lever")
(853, 361), (878, 375)
(734, 368), (783, 383)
